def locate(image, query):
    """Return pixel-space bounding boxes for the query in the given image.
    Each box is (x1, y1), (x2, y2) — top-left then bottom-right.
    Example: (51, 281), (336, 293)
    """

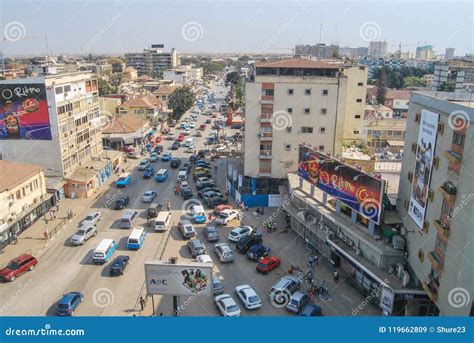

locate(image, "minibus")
(116, 173), (131, 187)
(120, 210), (139, 229)
(92, 239), (117, 264)
(154, 211), (171, 232)
(127, 226), (146, 250)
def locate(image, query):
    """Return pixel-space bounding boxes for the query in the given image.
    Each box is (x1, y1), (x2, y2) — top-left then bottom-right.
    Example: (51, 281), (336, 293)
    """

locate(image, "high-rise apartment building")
(125, 45), (179, 76)
(416, 45), (435, 60)
(368, 41), (388, 58)
(444, 48), (455, 61)
(295, 44), (340, 59)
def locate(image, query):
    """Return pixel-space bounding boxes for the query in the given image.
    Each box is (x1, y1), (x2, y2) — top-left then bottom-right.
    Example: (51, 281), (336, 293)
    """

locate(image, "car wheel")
(29, 265), (35, 271)
(9, 276), (15, 282)
(93, 231), (97, 236)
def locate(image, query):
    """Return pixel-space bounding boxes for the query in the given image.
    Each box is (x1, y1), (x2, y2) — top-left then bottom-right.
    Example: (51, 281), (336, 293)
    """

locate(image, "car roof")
(60, 292), (80, 304)
(114, 255), (129, 262)
(11, 254), (33, 263)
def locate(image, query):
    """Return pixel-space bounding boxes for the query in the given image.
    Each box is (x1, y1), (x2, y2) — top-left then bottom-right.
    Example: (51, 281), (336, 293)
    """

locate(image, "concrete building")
(153, 84), (181, 103)
(368, 41), (388, 58)
(398, 92), (474, 316)
(0, 72), (103, 178)
(444, 48), (455, 61)
(101, 115), (153, 150)
(99, 95), (123, 117)
(125, 45), (179, 76)
(118, 94), (165, 124)
(295, 44), (340, 59)
(0, 161), (51, 249)
(163, 66), (203, 84)
(431, 62), (474, 92)
(362, 117), (407, 153)
(415, 45), (435, 60)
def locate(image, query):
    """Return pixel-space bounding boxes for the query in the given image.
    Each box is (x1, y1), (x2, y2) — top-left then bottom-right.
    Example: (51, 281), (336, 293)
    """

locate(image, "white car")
(228, 226), (253, 242)
(214, 209), (241, 226)
(214, 294), (241, 317)
(235, 285), (262, 310)
(189, 122), (196, 128)
(183, 128), (191, 135)
(80, 211), (102, 226)
(196, 254), (213, 263)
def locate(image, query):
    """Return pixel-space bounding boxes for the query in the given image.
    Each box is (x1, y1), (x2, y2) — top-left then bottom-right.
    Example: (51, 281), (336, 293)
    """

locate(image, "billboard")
(298, 145), (385, 224)
(0, 83), (52, 140)
(408, 109), (439, 230)
(144, 261), (213, 297)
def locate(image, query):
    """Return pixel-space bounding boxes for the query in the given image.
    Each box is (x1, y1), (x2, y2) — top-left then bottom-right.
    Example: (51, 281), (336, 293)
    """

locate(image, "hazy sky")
(1, 0), (473, 56)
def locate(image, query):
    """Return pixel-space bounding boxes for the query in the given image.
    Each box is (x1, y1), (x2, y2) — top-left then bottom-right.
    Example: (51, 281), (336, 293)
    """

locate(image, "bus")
(92, 239), (117, 264)
(127, 227), (146, 250)
(116, 173), (131, 187)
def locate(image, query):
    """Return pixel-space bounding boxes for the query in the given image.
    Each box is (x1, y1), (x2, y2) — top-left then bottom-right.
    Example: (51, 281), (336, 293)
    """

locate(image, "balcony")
(439, 182), (457, 202)
(422, 281), (438, 301)
(259, 132), (273, 141)
(428, 251), (444, 273)
(259, 167), (272, 177)
(261, 95), (274, 105)
(444, 150), (462, 164)
(259, 150), (272, 159)
(433, 219), (450, 238)
(259, 114), (272, 123)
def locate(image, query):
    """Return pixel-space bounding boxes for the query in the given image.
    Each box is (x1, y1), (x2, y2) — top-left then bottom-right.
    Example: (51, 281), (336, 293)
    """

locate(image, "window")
(355, 115), (361, 119)
(358, 82), (364, 86)
(16, 190), (21, 200)
(356, 99), (362, 103)
(435, 236), (447, 254)
(305, 89), (311, 95)
(321, 108), (327, 115)
(301, 127), (313, 133)
(322, 89), (328, 96)
(285, 144), (291, 151)
(287, 108), (293, 114)
(319, 145), (324, 151)
(359, 66), (365, 70)
(64, 85), (72, 93)
(354, 130), (359, 134)
(452, 132), (465, 147)
(319, 127), (326, 133)
(262, 89), (274, 96)
(304, 108), (310, 114)
(441, 199), (453, 217)
(287, 126), (292, 133)
(288, 89), (294, 95)
(55, 87), (63, 95)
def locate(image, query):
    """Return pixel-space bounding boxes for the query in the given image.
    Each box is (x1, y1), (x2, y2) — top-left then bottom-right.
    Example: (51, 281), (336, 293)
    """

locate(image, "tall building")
(431, 61), (474, 92)
(294, 44), (340, 59)
(125, 45), (179, 76)
(398, 92), (474, 316)
(368, 41), (388, 58)
(444, 48), (455, 61)
(0, 72), (103, 177)
(416, 45), (435, 60)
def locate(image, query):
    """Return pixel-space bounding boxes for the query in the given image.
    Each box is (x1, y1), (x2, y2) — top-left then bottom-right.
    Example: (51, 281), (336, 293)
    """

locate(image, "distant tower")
(445, 48), (455, 61)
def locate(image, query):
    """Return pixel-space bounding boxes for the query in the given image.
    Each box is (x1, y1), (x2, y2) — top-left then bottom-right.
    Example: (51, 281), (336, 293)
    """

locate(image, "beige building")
(398, 92), (473, 316)
(363, 117), (407, 153)
(244, 58), (367, 179)
(125, 45), (179, 76)
(118, 94), (165, 123)
(99, 95), (122, 117)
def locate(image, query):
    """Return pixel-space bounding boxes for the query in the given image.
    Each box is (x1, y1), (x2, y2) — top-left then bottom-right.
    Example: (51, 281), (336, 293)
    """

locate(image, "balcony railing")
(439, 181), (457, 202)
(259, 114), (272, 123)
(428, 251), (444, 273)
(444, 150), (462, 164)
(422, 281), (438, 301)
(259, 132), (273, 141)
(259, 150), (272, 159)
(433, 219), (450, 238)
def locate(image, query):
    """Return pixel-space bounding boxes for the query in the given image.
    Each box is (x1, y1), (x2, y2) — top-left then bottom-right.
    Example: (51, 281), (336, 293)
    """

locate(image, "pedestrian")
(56, 203), (60, 212)
(159, 312), (163, 317)
(167, 202), (171, 211)
(43, 231), (48, 241)
(12, 233), (18, 245)
(139, 296), (146, 311)
(333, 269), (339, 282)
(208, 214), (212, 222)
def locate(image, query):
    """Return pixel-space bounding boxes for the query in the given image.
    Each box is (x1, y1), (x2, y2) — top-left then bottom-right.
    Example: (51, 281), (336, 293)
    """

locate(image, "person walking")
(139, 296), (146, 311)
(167, 202), (171, 211)
(208, 214), (212, 222)
(333, 269), (339, 282)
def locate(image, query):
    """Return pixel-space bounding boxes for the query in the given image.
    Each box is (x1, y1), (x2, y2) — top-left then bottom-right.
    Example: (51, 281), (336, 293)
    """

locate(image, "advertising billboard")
(298, 145), (385, 224)
(408, 109), (439, 230)
(0, 83), (52, 140)
(144, 261), (213, 297)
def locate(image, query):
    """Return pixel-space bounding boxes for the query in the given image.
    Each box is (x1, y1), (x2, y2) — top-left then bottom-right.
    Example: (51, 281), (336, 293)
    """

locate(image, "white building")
(125, 45), (179, 76)
(368, 41), (388, 58)
(163, 66), (203, 84)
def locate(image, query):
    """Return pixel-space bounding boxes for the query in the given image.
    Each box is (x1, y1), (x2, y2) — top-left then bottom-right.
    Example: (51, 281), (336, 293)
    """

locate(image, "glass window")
(305, 89), (311, 95)
(288, 89), (294, 95)
(452, 132), (465, 147)
(322, 89), (328, 96)
(301, 127), (313, 133)
(320, 127), (326, 133)
(287, 108), (293, 114)
(304, 108), (310, 114)
(321, 108), (327, 115)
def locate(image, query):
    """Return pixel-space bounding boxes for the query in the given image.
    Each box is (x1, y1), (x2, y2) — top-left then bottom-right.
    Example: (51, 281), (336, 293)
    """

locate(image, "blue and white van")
(155, 168), (169, 182)
(116, 173), (131, 187)
(127, 227), (146, 250)
(92, 239), (117, 264)
(192, 205), (206, 223)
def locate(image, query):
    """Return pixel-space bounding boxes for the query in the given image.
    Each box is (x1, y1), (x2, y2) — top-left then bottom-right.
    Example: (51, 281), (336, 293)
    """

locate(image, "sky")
(1, 0), (473, 56)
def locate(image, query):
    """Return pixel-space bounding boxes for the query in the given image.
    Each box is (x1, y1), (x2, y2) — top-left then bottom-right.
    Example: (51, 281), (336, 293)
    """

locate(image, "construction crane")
(391, 42), (416, 58)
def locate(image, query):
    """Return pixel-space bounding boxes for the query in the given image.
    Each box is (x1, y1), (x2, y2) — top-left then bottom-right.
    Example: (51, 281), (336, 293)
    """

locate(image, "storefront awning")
(386, 140), (405, 147)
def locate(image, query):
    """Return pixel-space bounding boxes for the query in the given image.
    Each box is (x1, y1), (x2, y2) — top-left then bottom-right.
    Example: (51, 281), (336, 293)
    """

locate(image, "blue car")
(150, 152), (159, 162)
(143, 166), (155, 179)
(299, 304), (323, 316)
(161, 151), (172, 161)
(56, 292), (84, 316)
(246, 244), (271, 261)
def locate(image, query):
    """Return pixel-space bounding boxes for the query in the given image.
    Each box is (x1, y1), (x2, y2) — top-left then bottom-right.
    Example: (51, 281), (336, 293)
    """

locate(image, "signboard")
(144, 261), (212, 297)
(0, 83), (52, 140)
(379, 287), (394, 314)
(408, 109), (439, 230)
(298, 145), (385, 224)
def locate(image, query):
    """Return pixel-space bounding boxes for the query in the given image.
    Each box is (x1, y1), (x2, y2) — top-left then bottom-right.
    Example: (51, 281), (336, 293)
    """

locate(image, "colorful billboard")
(408, 109), (439, 230)
(0, 83), (52, 140)
(298, 145), (385, 224)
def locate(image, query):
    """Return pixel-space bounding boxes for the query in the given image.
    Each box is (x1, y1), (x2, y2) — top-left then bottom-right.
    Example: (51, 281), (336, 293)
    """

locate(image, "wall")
(342, 66), (368, 144)
(99, 97), (121, 116)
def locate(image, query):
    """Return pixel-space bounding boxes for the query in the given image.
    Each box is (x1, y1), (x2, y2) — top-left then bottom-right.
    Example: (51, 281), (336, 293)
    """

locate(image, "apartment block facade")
(125, 45), (179, 76)
(398, 92), (473, 316)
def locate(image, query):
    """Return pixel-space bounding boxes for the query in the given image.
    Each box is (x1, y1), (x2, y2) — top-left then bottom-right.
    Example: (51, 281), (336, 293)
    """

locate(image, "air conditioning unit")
(8, 201), (14, 207)
(402, 271), (410, 287)
(396, 262), (404, 279)
(437, 122), (444, 135)
(392, 235), (406, 250)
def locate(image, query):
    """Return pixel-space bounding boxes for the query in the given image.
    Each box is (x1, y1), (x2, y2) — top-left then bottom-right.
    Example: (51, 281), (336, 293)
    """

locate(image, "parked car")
(256, 255), (281, 274)
(206, 197), (228, 207)
(269, 276), (301, 305)
(299, 304), (323, 317)
(170, 159), (182, 168)
(214, 243), (235, 263)
(228, 226), (253, 242)
(149, 152), (159, 162)
(212, 275), (224, 295)
(204, 226), (220, 242)
(109, 255), (130, 276)
(143, 166), (155, 179)
(214, 204), (233, 215)
(193, 166), (211, 175)
(235, 285), (262, 310)
(180, 188), (193, 200)
(286, 291), (310, 313)
(127, 151), (141, 159)
(161, 151), (172, 161)
(138, 160), (150, 171)
(171, 141), (180, 150)
(153, 145), (164, 154)
(114, 196), (130, 210)
(215, 294), (241, 317)
(182, 163), (192, 173)
(55, 292), (83, 316)
(246, 244), (270, 260)
(179, 220), (197, 240)
(146, 206), (160, 219)
(237, 231), (263, 253)
(0, 254), (38, 282)
(187, 239), (206, 257)
(195, 160), (211, 167)
(176, 134), (185, 142)
(214, 209), (240, 226)
(196, 177), (214, 190)
(196, 254), (213, 263)
(197, 186), (220, 198)
(195, 130), (203, 137)
(142, 190), (157, 203)
(70, 223), (97, 245)
(80, 211), (102, 226)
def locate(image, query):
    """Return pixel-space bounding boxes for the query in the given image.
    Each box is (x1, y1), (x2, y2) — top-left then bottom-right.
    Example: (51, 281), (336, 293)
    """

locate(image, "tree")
(168, 86), (196, 120)
(98, 78), (117, 96)
(375, 67), (388, 105)
(403, 76), (426, 88)
(439, 81), (455, 92)
(225, 71), (240, 87)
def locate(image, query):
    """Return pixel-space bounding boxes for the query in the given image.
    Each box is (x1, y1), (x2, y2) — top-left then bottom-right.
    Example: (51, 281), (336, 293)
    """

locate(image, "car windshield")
(257, 262), (266, 269)
(85, 216), (93, 221)
(57, 303), (70, 309)
(227, 305), (238, 313)
(7, 262), (19, 270)
(248, 296), (260, 303)
(76, 230), (86, 236)
(290, 299), (299, 306)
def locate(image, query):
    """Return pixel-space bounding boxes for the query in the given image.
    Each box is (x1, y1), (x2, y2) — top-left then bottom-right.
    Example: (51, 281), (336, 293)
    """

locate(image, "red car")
(199, 124), (206, 131)
(214, 204), (233, 215)
(0, 254), (38, 282)
(256, 255), (281, 274)
(176, 134), (185, 142)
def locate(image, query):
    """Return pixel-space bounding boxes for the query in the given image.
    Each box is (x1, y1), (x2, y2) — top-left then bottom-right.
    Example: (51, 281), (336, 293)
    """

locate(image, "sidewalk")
(0, 160), (135, 266)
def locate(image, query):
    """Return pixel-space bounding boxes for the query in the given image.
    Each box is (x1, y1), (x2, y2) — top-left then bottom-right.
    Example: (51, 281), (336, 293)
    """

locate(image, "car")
(185, 146), (195, 153)
(235, 285), (262, 310)
(214, 243), (235, 263)
(195, 130), (203, 137)
(143, 166), (155, 178)
(114, 196), (130, 210)
(138, 160), (150, 171)
(176, 134), (185, 142)
(165, 133), (174, 140)
(286, 291), (310, 313)
(146, 206), (160, 219)
(204, 226), (219, 242)
(180, 188), (193, 200)
(0, 254), (38, 282)
(153, 145), (164, 154)
(202, 190), (224, 201)
(198, 186), (221, 198)
(299, 304), (323, 317)
(183, 128), (191, 135)
(206, 197), (228, 208)
(80, 211), (102, 226)
(55, 292), (84, 316)
(149, 152), (159, 162)
(193, 172), (212, 182)
(189, 122), (196, 128)
(214, 204), (233, 215)
(228, 226), (253, 242)
(170, 159), (182, 168)
(197, 150), (211, 158)
(189, 154), (198, 163)
(246, 244), (271, 261)
(161, 151), (172, 161)
(212, 275), (224, 295)
(142, 190), (157, 203)
(214, 144), (228, 152)
(171, 141), (180, 150)
(121, 146), (135, 153)
(109, 255), (130, 276)
(193, 166), (211, 175)
(237, 231), (263, 253)
(196, 254), (213, 263)
(179, 220), (197, 240)
(214, 294), (241, 317)
(127, 151), (141, 159)
(70, 223), (97, 245)
(195, 162), (211, 169)
(180, 180), (191, 192)
(182, 163), (192, 173)
(213, 209), (239, 226)
(269, 276), (301, 306)
(196, 177), (214, 189)
(187, 239), (206, 257)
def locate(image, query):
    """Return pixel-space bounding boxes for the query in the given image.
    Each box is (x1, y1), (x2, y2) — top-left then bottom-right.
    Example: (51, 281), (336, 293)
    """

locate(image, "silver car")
(214, 243), (235, 263)
(142, 190), (157, 203)
(80, 211), (102, 226)
(70, 223), (97, 245)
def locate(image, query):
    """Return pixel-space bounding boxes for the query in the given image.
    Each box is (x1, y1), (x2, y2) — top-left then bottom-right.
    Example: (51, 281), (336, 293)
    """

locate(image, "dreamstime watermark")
(84, 12), (121, 51)
(5, 324), (85, 337)
(0, 278), (34, 314)
(92, 288), (115, 308)
(269, 288), (292, 308)
(450, 193), (474, 218)
(272, 110), (292, 131)
(352, 279), (387, 316)
(181, 21), (204, 42)
(91, 110), (115, 131)
(359, 22), (381, 42)
(446, 16), (473, 45)
(261, 14), (298, 51)
(360, 198), (380, 219)
(447, 110), (470, 131)
(3, 21), (26, 42)
(103, 190), (123, 209)
(447, 287), (470, 308)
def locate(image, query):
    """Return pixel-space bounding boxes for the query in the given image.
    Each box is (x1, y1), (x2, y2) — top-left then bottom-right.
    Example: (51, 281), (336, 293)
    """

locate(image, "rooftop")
(102, 116), (145, 134)
(120, 94), (163, 109)
(0, 160), (43, 193)
(255, 58), (340, 69)
(154, 84), (181, 96)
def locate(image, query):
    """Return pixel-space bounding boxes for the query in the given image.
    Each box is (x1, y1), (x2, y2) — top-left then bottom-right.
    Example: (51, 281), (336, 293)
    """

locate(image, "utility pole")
(169, 257), (179, 316)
